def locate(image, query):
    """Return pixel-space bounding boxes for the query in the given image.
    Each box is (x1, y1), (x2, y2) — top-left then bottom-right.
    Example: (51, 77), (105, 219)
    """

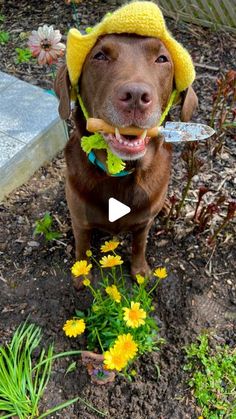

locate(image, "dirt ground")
(0, 1), (235, 418)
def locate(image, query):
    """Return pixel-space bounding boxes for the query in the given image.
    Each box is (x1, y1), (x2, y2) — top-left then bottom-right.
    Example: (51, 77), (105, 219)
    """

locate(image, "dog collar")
(88, 150), (133, 177)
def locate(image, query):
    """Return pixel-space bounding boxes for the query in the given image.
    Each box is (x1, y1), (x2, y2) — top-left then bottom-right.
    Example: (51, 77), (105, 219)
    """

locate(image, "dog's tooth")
(115, 127), (121, 141)
(124, 141), (129, 146)
(140, 130), (147, 141)
(118, 139), (123, 144)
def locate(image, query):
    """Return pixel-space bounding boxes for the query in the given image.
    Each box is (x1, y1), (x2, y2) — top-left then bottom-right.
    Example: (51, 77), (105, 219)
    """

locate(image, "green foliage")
(15, 47), (32, 64)
(184, 335), (236, 418)
(0, 14), (5, 23)
(0, 322), (106, 418)
(34, 211), (61, 241)
(0, 30), (9, 44)
(71, 245), (165, 368)
(81, 278), (161, 354)
(0, 322), (54, 418)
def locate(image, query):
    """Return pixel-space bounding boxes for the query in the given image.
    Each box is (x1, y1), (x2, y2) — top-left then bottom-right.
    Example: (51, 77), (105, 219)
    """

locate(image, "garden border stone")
(0, 71), (68, 202)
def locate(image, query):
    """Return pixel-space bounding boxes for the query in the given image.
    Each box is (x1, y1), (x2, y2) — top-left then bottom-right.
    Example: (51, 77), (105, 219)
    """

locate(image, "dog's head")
(55, 2), (198, 161)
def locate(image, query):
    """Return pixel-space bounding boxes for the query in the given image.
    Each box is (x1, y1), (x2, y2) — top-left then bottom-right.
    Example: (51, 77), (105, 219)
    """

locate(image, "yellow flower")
(71, 260), (92, 277)
(114, 333), (138, 360)
(123, 301), (146, 328)
(100, 254), (123, 268)
(100, 240), (120, 253)
(105, 285), (121, 303)
(83, 278), (91, 287)
(153, 267), (167, 279)
(63, 319), (85, 338)
(103, 347), (128, 371)
(86, 249), (92, 257)
(135, 274), (145, 285)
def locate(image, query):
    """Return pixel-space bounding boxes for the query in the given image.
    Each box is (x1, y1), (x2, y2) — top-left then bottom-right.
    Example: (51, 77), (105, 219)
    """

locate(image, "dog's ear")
(54, 64), (71, 120)
(180, 86), (198, 122)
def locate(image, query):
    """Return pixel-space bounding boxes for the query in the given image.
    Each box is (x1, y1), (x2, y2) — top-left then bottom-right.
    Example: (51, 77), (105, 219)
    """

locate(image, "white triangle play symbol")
(108, 197), (131, 222)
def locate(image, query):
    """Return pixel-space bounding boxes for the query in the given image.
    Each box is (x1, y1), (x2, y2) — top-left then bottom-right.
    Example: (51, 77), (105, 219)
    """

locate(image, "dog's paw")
(131, 262), (151, 280)
(72, 272), (92, 291)
(72, 275), (85, 290)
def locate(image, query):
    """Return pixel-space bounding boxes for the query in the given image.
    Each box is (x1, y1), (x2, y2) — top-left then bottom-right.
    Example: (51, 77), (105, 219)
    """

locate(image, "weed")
(33, 211), (61, 241)
(0, 30), (9, 44)
(184, 335), (236, 418)
(15, 47), (32, 64)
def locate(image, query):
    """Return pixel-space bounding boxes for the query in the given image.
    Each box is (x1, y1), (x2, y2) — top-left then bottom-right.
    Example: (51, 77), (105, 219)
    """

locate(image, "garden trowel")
(86, 118), (215, 143)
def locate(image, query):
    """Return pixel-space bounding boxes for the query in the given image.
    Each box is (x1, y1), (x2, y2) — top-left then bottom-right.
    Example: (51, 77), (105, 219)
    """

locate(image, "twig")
(53, 239), (67, 247)
(194, 62), (220, 71)
(205, 244), (216, 270)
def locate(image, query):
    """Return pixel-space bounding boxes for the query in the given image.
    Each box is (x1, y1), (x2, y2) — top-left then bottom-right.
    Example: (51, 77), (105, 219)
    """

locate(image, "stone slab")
(0, 71), (68, 201)
(0, 78), (61, 144)
(0, 119), (68, 201)
(0, 71), (18, 91)
(0, 131), (24, 166)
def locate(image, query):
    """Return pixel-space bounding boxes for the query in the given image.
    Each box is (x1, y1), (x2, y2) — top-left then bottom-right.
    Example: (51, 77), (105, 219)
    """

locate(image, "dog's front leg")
(73, 227), (92, 260)
(131, 223), (152, 278)
(71, 227), (92, 289)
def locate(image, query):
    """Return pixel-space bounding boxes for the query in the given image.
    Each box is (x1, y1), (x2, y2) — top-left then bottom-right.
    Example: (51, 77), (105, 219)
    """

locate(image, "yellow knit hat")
(66, 1), (195, 93)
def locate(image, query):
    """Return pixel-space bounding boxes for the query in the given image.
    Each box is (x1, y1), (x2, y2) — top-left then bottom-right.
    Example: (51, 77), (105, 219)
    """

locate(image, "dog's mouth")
(102, 128), (151, 159)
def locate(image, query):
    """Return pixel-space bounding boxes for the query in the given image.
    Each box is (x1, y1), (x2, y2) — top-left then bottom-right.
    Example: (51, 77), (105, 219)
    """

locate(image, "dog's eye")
(93, 51), (108, 61)
(156, 55), (168, 63)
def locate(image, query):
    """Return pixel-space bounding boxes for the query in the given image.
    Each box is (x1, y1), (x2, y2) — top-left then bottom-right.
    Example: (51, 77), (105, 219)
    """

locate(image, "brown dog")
(55, 34), (197, 283)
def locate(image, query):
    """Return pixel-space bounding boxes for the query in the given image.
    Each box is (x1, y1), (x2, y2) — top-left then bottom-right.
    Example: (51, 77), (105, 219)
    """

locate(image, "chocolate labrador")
(55, 34), (198, 283)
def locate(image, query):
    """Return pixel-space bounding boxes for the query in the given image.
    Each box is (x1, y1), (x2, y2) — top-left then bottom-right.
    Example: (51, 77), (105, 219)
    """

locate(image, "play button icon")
(108, 197), (131, 222)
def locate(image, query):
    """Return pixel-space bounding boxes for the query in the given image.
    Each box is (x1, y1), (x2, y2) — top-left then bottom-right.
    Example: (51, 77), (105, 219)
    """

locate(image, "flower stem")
(148, 279), (160, 295)
(176, 176), (193, 218)
(95, 327), (104, 352)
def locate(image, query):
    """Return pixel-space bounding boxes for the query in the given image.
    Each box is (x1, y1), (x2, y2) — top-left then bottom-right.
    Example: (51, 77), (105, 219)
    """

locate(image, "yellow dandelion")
(105, 285), (121, 303)
(83, 278), (91, 287)
(71, 260), (92, 277)
(100, 240), (120, 253)
(135, 274), (145, 285)
(114, 333), (138, 360)
(123, 301), (146, 328)
(86, 249), (92, 257)
(63, 319), (85, 338)
(153, 267), (167, 279)
(100, 254), (123, 268)
(103, 347), (128, 371)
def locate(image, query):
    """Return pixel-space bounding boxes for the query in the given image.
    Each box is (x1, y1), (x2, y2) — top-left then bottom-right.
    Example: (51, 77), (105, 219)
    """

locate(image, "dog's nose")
(117, 82), (153, 111)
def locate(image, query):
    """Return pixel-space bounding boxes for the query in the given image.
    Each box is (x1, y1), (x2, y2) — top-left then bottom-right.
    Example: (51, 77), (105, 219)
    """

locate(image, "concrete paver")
(0, 71), (68, 201)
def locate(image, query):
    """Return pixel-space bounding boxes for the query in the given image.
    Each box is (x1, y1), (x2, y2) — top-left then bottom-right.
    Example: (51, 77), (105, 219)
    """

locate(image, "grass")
(184, 334), (236, 418)
(0, 322), (107, 418)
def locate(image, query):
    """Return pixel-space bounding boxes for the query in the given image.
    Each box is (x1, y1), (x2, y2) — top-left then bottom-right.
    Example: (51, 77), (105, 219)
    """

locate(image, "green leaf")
(0, 31), (9, 44)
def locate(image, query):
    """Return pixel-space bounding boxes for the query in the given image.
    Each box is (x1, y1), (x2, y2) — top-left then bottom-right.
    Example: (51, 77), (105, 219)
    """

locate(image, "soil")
(0, 1), (235, 418)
